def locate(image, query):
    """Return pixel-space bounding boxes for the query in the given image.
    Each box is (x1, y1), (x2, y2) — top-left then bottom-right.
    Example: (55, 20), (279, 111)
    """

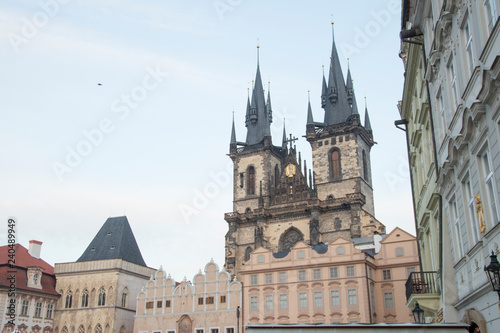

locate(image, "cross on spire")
(285, 133), (298, 149)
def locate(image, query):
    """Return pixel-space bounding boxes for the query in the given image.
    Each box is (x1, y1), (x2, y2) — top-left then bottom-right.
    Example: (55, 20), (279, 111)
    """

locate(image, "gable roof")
(380, 227), (416, 244)
(77, 216), (147, 267)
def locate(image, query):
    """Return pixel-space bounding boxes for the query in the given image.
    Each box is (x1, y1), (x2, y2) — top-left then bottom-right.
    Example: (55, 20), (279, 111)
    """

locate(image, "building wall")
(240, 228), (419, 325)
(402, 0), (500, 330)
(134, 261), (242, 333)
(53, 259), (155, 333)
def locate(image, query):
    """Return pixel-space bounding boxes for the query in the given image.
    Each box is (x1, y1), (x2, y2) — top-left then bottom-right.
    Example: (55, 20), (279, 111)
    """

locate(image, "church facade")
(224, 26), (385, 278)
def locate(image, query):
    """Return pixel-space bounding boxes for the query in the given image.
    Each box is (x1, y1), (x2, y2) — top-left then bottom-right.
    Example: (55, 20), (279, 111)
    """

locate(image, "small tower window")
(362, 150), (369, 182)
(274, 164), (280, 187)
(331, 149), (341, 179)
(98, 287), (106, 306)
(81, 289), (89, 307)
(248, 166), (256, 195)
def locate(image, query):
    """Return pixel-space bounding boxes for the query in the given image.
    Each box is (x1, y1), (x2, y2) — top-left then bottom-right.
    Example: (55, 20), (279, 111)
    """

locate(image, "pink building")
(240, 228), (418, 324)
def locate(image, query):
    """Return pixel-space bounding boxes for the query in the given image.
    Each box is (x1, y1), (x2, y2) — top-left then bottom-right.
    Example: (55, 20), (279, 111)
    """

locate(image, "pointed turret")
(346, 64), (354, 106)
(245, 89), (251, 127)
(245, 44), (272, 145)
(322, 21), (351, 125)
(321, 66), (327, 108)
(307, 91), (315, 125)
(364, 99), (372, 131)
(230, 112), (237, 144)
(267, 82), (273, 124)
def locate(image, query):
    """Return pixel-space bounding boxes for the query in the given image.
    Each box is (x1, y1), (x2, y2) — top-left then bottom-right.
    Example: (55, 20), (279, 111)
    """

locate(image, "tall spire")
(245, 43), (271, 145)
(282, 118), (287, 149)
(346, 62), (359, 115)
(364, 97), (372, 131)
(245, 88), (251, 127)
(322, 19), (351, 125)
(307, 90), (315, 125)
(230, 111), (237, 144)
(321, 65), (327, 108)
(267, 81), (273, 124)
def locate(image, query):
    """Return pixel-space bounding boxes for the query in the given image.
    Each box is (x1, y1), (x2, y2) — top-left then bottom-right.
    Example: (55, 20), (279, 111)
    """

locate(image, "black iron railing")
(405, 271), (439, 300)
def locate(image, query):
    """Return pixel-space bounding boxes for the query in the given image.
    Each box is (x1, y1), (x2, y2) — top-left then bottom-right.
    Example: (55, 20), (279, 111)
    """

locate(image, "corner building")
(224, 26), (385, 278)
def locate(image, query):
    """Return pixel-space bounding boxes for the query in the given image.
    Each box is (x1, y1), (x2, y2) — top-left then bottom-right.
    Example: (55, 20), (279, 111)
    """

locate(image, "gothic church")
(224, 26), (386, 277)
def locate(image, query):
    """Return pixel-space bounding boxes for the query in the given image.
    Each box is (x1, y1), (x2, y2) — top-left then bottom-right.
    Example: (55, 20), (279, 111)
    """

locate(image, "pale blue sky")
(0, 0), (412, 280)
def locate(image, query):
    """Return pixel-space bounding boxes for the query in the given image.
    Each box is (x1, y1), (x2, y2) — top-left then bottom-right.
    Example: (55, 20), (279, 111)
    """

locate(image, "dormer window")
(33, 273), (39, 285)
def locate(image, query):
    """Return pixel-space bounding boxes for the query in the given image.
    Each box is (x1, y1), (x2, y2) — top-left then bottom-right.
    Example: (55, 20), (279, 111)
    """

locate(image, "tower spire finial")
(257, 38), (260, 66)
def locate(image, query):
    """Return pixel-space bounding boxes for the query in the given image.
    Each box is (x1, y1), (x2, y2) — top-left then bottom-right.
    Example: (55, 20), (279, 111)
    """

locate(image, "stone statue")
(475, 194), (486, 235)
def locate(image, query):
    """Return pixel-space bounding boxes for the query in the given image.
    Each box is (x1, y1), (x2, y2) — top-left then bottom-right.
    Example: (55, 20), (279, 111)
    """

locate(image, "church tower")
(224, 29), (385, 277)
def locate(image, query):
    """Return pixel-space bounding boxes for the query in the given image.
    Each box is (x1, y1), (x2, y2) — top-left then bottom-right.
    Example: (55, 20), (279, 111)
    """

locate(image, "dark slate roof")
(312, 242), (328, 254)
(245, 62), (272, 145)
(77, 216), (147, 267)
(362, 249), (376, 258)
(272, 249), (290, 259)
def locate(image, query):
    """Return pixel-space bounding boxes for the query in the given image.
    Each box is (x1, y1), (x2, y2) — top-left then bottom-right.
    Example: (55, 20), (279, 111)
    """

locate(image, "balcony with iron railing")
(405, 271), (441, 318)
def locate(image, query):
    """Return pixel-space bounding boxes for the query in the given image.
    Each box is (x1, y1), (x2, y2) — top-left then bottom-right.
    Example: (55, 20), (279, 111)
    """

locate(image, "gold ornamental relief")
(285, 163), (296, 177)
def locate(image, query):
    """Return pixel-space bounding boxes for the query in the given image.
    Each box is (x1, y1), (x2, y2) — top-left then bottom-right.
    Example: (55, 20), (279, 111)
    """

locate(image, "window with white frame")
(481, 149), (499, 225)
(484, 0), (498, 31)
(265, 294), (273, 311)
(313, 268), (321, 280)
(211, 329), (219, 333)
(464, 176), (480, 244)
(448, 56), (459, 110)
(250, 296), (258, 311)
(34, 302), (42, 318)
(278, 272), (287, 283)
(463, 15), (474, 74)
(299, 292), (308, 308)
(298, 270), (306, 281)
(226, 328), (234, 333)
(346, 266), (355, 277)
(279, 294), (288, 309)
(250, 275), (258, 285)
(330, 290), (340, 306)
(384, 292), (394, 308)
(196, 329), (204, 333)
(46, 303), (53, 318)
(314, 291), (323, 307)
(329, 267), (338, 278)
(347, 289), (357, 305)
(21, 300), (29, 316)
(265, 273), (273, 284)
(450, 197), (465, 258)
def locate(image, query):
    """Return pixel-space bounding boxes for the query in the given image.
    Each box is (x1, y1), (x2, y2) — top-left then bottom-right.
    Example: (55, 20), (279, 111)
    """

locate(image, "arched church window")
(94, 324), (102, 333)
(362, 150), (369, 182)
(98, 288), (106, 306)
(62, 327), (68, 333)
(245, 247), (253, 261)
(279, 228), (304, 251)
(274, 164), (280, 187)
(65, 291), (72, 309)
(78, 325), (85, 333)
(81, 289), (89, 307)
(331, 149), (341, 179)
(248, 166), (256, 195)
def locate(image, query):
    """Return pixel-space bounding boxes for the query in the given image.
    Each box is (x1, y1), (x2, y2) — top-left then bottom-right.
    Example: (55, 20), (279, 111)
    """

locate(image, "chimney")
(373, 231), (382, 254)
(29, 240), (42, 259)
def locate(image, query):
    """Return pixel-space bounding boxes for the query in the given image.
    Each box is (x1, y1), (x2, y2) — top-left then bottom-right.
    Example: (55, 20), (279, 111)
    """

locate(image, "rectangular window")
(299, 292), (308, 308)
(314, 291), (323, 307)
(157, 300), (163, 308)
(279, 294), (288, 309)
(313, 268), (321, 280)
(330, 290), (340, 306)
(257, 255), (264, 263)
(211, 329), (219, 333)
(250, 275), (258, 285)
(297, 250), (305, 259)
(347, 289), (357, 306)
(396, 247), (404, 257)
(329, 267), (338, 278)
(265, 273), (273, 284)
(206, 297), (214, 305)
(406, 267), (416, 277)
(121, 293), (127, 307)
(34, 302), (42, 318)
(450, 197), (465, 258)
(220, 295), (226, 304)
(278, 272), (287, 283)
(449, 56), (459, 109)
(226, 329), (234, 333)
(482, 149), (499, 225)
(165, 300), (171, 307)
(463, 16), (474, 74)
(485, 0), (498, 31)
(250, 296), (258, 311)
(298, 270), (306, 281)
(146, 301), (154, 309)
(346, 266), (355, 277)
(21, 300), (29, 316)
(382, 269), (392, 280)
(384, 292), (394, 308)
(265, 295), (273, 311)
(46, 304), (53, 319)
(198, 297), (204, 305)
(464, 176), (480, 244)
(196, 330), (204, 333)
